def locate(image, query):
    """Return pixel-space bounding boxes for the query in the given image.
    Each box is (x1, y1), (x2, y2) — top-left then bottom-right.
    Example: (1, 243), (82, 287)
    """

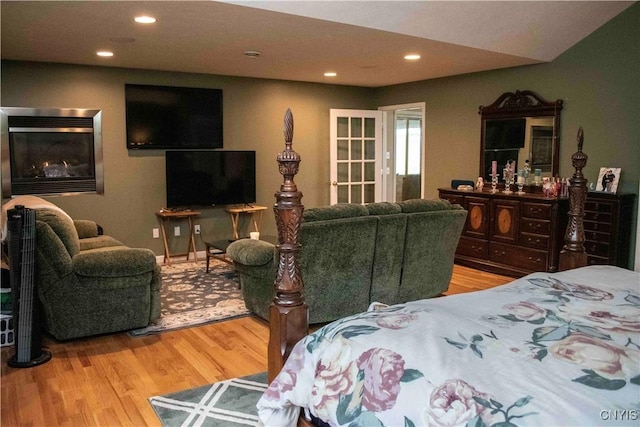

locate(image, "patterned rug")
(128, 260), (250, 336)
(149, 372), (268, 426)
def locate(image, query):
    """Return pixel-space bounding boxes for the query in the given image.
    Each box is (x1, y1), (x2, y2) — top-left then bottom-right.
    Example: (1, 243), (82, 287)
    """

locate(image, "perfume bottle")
(534, 169), (542, 186)
(523, 160), (531, 185)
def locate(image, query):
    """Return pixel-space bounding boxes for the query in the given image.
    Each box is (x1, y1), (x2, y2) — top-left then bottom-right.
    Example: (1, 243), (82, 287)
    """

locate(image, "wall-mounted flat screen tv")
(166, 150), (256, 208)
(125, 84), (223, 149)
(484, 118), (526, 149)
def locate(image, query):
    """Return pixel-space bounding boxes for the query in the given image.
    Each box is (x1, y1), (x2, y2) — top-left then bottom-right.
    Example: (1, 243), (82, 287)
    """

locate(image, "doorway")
(380, 102), (425, 202)
(329, 103), (425, 204)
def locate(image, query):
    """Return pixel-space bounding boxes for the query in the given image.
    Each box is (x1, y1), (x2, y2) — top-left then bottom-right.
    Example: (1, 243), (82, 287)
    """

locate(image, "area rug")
(149, 372), (268, 427)
(128, 260), (250, 337)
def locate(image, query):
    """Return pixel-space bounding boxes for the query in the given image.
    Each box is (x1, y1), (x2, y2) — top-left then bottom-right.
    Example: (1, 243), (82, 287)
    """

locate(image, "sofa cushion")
(79, 235), (124, 251)
(398, 209), (467, 302)
(365, 202), (402, 215)
(227, 239), (275, 266)
(397, 198), (458, 213)
(74, 220), (99, 239)
(300, 216), (377, 323)
(73, 247), (158, 278)
(303, 203), (369, 222)
(35, 209), (80, 256)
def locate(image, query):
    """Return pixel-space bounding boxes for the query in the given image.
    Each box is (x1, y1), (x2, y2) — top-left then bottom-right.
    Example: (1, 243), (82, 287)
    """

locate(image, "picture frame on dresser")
(595, 167), (621, 193)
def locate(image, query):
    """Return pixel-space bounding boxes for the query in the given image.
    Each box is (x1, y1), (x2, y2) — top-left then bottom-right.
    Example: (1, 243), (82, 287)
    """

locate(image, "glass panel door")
(330, 109), (382, 204)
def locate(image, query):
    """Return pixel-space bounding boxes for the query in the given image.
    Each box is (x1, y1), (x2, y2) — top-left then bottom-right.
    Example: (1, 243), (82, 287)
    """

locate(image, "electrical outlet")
(174, 226), (181, 236)
(152, 228), (160, 239)
(194, 224), (201, 235)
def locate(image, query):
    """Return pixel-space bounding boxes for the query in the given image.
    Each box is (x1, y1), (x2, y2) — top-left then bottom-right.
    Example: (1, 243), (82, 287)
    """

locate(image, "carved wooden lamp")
(268, 109), (309, 382)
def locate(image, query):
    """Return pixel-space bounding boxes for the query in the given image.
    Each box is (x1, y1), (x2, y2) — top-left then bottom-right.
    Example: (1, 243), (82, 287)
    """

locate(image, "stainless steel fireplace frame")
(1, 107), (104, 198)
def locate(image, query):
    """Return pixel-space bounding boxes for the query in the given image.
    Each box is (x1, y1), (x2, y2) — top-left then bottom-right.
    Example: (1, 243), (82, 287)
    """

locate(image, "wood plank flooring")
(1, 265), (511, 427)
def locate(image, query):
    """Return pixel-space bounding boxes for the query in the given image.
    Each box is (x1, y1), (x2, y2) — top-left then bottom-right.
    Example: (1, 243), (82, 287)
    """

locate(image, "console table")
(155, 210), (201, 265)
(225, 205), (267, 239)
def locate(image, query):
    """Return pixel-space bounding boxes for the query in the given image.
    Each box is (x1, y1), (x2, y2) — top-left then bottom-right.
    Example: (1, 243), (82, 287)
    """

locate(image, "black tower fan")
(6, 205), (51, 368)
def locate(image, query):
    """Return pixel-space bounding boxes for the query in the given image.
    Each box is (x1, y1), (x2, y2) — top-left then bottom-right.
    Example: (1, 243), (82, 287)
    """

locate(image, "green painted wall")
(372, 3), (639, 267)
(0, 63), (374, 255)
(2, 4), (638, 267)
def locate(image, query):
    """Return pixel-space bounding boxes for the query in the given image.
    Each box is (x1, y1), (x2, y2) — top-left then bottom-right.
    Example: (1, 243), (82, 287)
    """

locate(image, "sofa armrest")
(74, 220), (100, 238)
(227, 239), (275, 266)
(72, 247), (158, 278)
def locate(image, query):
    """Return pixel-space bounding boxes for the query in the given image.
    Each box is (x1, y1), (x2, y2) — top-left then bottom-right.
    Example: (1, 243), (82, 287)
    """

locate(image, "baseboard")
(155, 250), (207, 265)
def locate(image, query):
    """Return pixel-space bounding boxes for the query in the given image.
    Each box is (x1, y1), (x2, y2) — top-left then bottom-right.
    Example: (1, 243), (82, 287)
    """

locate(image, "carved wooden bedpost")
(559, 127), (589, 271)
(268, 109), (309, 382)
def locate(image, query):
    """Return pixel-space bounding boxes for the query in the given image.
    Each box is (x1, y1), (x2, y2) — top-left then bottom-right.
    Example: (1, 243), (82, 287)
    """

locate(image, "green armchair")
(3, 197), (161, 340)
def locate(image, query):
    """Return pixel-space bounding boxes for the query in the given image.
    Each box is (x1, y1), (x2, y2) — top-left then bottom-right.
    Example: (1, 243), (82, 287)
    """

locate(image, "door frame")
(378, 102), (426, 202)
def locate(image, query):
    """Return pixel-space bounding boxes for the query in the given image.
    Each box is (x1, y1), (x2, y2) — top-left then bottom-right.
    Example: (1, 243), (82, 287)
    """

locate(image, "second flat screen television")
(166, 150), (256, 208)
(125, 84), (223, 149)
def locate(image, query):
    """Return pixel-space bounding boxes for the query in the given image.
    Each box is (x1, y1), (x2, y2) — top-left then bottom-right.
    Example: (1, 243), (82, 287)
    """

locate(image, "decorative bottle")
(523, 160), (531, 185)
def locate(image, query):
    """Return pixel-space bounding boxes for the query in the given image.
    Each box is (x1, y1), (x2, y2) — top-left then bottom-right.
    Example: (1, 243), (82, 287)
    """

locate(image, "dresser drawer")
(583, 220), (612, 233)
(585, 201), (614, 213)
(585, 229), (611, 244)
(585, 241), (610, 257)
(520, 218), (550, 235)
(522, 202), (551, 219)
(520, 232), (549, 250)
(441, 194), (464, 206)
(457, 236), (488, 259)
(489, 242), (548, 271)
(584, 211), (612, 223)
(587, 255), (609, 265)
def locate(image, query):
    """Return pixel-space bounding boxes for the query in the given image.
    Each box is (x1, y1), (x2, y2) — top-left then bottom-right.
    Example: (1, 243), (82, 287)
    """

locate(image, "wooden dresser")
(439, 188), (636, 276)
(438, 188), (569, 277)
(583, 192), (636, 267)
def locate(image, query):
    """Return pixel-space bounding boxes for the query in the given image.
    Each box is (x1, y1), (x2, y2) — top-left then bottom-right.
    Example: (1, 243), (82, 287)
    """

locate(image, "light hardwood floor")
(1, 264), (512, 427)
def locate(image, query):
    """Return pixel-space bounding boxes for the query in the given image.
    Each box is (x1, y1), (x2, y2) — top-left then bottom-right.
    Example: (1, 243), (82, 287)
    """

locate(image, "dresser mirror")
(479, 90), (563, 183)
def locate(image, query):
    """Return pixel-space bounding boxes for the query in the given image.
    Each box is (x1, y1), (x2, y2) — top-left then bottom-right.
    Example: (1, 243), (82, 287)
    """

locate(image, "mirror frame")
(479, 90), (563, 181)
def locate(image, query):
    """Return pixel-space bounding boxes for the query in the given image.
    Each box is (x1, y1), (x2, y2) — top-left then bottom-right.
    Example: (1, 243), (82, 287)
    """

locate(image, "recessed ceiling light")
(324, 72), (337, 77)
(135, 16), (156, 24)
(96, 51), (114, 57)
(404, 54), (421, 61)
(244, 50), (261, 58)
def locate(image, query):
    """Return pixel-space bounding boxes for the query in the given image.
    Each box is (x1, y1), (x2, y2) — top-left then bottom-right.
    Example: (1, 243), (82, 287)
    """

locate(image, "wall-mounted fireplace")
(1, 107), (104, 198)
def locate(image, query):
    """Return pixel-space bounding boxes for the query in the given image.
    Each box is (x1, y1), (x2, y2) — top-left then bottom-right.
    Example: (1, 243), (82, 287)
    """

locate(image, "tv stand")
(225, 205), (267, 240)
(155, 209), (201, 265)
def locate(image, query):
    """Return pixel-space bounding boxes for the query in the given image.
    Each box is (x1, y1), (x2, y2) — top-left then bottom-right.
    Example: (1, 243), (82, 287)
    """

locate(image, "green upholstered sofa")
(227, 198), (467, 324)
(2, 196), (161, 340)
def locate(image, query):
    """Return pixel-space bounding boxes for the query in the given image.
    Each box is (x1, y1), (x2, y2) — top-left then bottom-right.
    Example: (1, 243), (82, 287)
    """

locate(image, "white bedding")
(258, 265), (640, 426)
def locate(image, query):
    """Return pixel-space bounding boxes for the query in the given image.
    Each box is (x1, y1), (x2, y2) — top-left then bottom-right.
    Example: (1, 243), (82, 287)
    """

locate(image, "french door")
(329, 109), (383, 204)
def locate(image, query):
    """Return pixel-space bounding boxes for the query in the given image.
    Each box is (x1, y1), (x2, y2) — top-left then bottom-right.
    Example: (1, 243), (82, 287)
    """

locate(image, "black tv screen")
(166, 150), (256, 208)
(484, 118), (526, 149)
(125, 84), (223, 149)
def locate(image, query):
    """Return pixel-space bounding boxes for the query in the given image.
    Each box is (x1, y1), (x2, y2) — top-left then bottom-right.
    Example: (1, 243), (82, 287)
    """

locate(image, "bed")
(259, 111), (639, 426)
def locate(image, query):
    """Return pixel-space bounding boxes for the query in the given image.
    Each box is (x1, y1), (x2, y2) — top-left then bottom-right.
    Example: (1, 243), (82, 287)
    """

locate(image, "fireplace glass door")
(1, 108), (103, 197)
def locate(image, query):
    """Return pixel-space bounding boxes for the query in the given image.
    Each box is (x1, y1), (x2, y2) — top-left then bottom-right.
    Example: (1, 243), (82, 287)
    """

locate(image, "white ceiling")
(1, 1), (634, 87)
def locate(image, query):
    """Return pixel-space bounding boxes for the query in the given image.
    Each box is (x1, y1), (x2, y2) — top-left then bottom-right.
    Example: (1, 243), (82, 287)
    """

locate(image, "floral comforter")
(257, 266), (640, 426)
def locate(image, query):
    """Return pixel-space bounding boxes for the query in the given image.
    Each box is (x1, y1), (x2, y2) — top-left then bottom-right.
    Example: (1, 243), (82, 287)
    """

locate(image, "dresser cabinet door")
(465, 197), (490, 240)
(491, 199), (519, 244)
